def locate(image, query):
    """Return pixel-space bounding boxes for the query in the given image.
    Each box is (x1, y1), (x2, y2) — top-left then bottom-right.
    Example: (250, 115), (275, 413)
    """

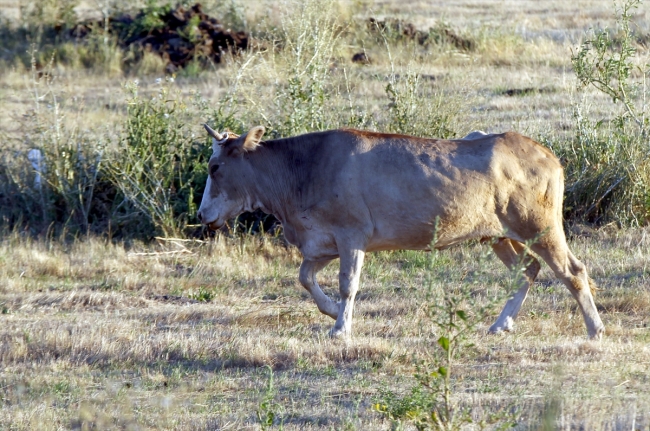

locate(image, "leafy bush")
(546, 106), (650, 225)
(560, 0), (650, 225)
(385, 72), (459, 139)
(106, 79), (208, 237)
(127, 0), (171, 36)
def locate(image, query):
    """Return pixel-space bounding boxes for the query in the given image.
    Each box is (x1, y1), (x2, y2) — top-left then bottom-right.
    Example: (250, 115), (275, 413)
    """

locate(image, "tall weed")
(228, 0), (345, 137)
(0, 57), (104, 235)
(572, 0), (648, 134)
(375, 230), (528, 430)
(376, 22), (464, 138)
(385, 72), (459, 139)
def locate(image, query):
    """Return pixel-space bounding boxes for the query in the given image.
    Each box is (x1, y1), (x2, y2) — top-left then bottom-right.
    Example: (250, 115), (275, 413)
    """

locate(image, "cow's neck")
(244, 140), (309, 228)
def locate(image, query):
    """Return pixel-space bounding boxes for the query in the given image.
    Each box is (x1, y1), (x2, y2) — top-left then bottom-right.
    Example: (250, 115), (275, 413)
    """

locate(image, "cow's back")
(321, 130), (563, 251)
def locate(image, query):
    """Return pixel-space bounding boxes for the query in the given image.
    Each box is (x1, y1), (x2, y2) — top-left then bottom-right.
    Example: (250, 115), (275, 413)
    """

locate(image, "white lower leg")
(330, 249), (365, 338)
(330, 293), (357, 337)
(489, 284), (530, 333)
(574, 285), (605, 339)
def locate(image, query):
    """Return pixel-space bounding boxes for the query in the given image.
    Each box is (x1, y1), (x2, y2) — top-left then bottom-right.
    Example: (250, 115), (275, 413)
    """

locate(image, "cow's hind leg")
(489, 238), (541, 334)
(299, 259), (339, 319)
(530, 231), (604, 339)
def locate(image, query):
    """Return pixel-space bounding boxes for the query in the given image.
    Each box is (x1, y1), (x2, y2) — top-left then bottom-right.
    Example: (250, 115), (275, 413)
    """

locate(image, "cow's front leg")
(330, 248), (365, 338)
(299, 259), (338, 319)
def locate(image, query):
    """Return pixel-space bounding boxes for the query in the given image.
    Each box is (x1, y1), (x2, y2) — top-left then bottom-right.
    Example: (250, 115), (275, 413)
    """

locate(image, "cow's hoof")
(588, 326), (605, 340)
(488, 317), (514, 334)
(329, 327), (350, 339)
(488, 324), (513, 335)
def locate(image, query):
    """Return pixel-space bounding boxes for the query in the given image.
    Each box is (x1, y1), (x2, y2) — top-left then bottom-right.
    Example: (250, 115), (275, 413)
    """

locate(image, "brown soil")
(70, 3), (249, 73)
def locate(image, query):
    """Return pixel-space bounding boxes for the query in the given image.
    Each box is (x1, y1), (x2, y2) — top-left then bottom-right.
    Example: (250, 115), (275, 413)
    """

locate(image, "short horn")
(204, 124), (225, 142)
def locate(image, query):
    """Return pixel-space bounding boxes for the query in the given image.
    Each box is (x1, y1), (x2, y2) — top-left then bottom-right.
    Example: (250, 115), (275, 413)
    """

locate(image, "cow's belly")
(366, 224), (502, 252)
(366, 226), (434, 251)
(365, 202), (504, 252)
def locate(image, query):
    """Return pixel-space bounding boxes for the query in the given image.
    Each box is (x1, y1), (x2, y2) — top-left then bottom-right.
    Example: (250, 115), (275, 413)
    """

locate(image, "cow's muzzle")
(198, 211), (224, 231)
(207, 220), (224, 231)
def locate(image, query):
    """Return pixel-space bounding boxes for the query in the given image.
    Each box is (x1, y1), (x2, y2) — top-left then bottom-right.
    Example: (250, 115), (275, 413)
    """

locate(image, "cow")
(197, 125), (605, 340)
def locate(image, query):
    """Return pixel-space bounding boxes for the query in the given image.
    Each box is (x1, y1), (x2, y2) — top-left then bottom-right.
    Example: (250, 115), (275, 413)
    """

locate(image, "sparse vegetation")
(0, 0), (649, 429)
(374, 234), (530, 430)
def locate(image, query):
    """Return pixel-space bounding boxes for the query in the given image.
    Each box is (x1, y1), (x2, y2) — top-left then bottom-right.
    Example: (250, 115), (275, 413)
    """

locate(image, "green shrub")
(106, 79), (208, 237)
(127, 0), (171, 36)
(559, 0), (650, 226)
(187, 287), (215, 302)
(545, 106), (650, 226)
(385, 72), (459, 139)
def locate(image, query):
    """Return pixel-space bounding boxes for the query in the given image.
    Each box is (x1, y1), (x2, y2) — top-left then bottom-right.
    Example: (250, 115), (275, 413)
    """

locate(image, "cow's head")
(197, 124), (265, 229)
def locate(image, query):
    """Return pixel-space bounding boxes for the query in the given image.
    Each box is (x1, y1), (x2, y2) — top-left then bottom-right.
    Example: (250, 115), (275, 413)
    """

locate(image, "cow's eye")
(210, 164), (219, 176)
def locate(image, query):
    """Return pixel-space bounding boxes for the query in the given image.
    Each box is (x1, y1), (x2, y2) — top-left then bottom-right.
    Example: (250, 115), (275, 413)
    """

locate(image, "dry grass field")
(1, 231), (649, 430)
(1, 0), (650, 429)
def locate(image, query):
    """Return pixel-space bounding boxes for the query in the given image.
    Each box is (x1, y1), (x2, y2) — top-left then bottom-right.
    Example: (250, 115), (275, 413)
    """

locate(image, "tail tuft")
(588, 277), (600, 295)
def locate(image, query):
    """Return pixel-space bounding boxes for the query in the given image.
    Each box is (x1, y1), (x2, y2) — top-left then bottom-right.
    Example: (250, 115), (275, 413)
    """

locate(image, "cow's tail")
(556, 167), (565, 228)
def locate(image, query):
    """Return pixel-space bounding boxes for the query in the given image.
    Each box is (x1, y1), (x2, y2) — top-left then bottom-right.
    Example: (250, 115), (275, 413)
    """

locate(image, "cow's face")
(197, 125), (265, 229)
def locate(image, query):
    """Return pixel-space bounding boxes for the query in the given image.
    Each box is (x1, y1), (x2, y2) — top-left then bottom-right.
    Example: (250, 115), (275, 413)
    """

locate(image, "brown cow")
(197, 125), (605, 339)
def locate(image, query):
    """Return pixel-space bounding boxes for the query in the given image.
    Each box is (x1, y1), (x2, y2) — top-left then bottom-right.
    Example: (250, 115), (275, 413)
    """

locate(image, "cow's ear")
(241, 126), (265, 152)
